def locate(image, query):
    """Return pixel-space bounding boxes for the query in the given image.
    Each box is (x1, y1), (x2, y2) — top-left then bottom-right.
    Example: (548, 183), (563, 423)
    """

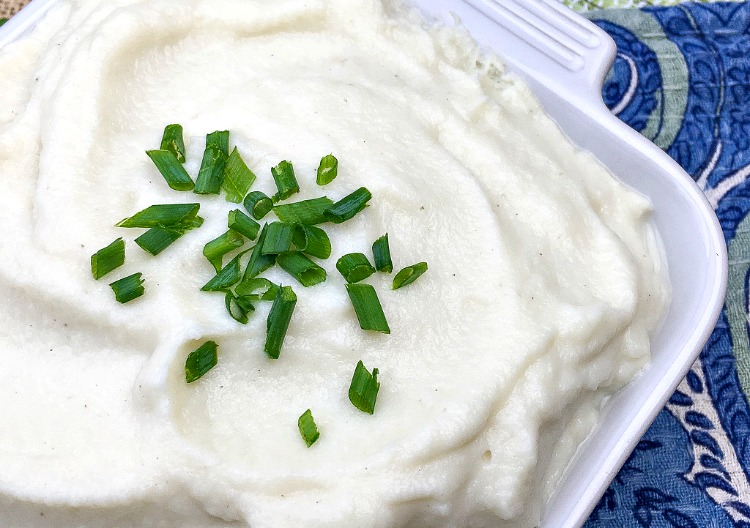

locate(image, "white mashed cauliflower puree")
(0, 0), (669, 526)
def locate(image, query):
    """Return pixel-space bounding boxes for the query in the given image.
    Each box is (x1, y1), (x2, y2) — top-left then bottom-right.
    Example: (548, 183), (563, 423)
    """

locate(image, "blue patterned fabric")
(584, 3), (750, 526)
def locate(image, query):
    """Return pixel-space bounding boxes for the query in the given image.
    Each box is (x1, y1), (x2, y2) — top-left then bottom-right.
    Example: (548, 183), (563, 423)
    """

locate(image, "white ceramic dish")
(0, 1), (728, 527)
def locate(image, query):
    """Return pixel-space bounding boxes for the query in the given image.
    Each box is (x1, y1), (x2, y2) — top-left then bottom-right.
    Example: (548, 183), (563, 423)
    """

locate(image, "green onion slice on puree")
(348, 360), (380, 414)
(91, 238), (125, 279)
(185, 341), (218, 383)
(298, 409), (320, 447)
(109, 272), (145, 304)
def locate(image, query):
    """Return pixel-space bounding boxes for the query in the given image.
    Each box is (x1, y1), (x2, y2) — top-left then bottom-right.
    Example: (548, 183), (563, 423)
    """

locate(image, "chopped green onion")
(222, 147), (257, 203)
(194, 146), (227, 194)
(276, 252), (327, 287)
(372, 234), (393, 273)
(225, 291), (254, 324)
(261, 222), (295, 255)
(336, 253), (376, 283)
(146, 150), (195, 191)
(160, 124), (186, 163)
(273, 197), (333, 225)
(203, 230), (245, 272)
(271, 160), (300, 202)
(0, 19), (7, 27)
(324, 187), (371, 224)
(109, 273), (145, 304)
(346, 283), (390, 334)
(243, 224), (277, 279)
(228, 209), (260, 240)
(298, 409), (320, 447)
(206, 130), (230, 156)
(91, 238), (125, 279)
(201, 251), (246, 291)
(393, 262), (428, 290)
(116, 203), (201, 228)
(244, 191), (274, 220)
(316, 154), (338, 186)
(293, 224), (331, 259)
(235, 277), (280, 300)
(348, 360), (380, 414)
(135, 227), (185, 256)
(264, 285), (297, 359)
(185, 341), (218, 383)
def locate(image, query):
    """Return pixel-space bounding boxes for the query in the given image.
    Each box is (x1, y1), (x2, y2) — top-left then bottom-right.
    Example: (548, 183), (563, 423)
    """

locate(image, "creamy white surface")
(0, 1), (669, 527)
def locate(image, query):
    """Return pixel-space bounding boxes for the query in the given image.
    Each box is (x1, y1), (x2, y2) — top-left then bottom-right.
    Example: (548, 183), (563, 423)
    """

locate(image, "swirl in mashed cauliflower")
(0, 0), (669, 526)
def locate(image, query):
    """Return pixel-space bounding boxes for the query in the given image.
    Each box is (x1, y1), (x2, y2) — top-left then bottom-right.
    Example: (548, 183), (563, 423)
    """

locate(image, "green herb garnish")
(273, 197), (333, 225)
(222, 147), (257, 203)
(224, 291), (255, 324)
(146, 150), (195, 191)
(325, 187), (371, 224)
(194, 146), (227, 194)
(261, 222), (295, 255)
(393, 262), (428, 290)
(109, 272), (145, 303)
(234, 277), (280, 300)
(346, 283), (390, 333)
(293, 224), (331, 259)
(336, 253), (376, 284)
(160, 124), (186, 163)
(185, 341), (218, 383)
(244, 191), (274, 220)
(264, 285), (297, 359)
(348, 360), (380, 414)
(116, 203), (201, 228)
(203, 230), (245, 272)
(228, 209), (260, 240)
(271, 160), (300, 202)
(206, 130), (230, 156)
(135, 227), (185, 256)
(201, 251), (246, 291)
(277, 252), (327, 287)
(243, 224), (277, 279)
(316, 154), (338, 186)
(372, 234), (393, 273)
(298, 409), (320, 447)
(91, 238), (125, 279)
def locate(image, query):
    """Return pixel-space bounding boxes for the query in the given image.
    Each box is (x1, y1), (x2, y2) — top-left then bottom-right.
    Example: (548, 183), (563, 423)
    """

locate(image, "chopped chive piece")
(293, 224), (331, 259)
(201, 251), (246, 291)
(116, 203), (201, 228)
(298, 409), (320, 447)
(135, 227), (185, 256)
(271, 160), (300, 202)
(277, 252), (327, 287)
(146, 150), (195, 191)
(346, 283), (390, 334)
(206, 130), (230, 156)
(273, 197), (333, 225)
(264, 285), (297, 359)
(324, 187), (371, 224)
(0, 19), (7, 27)
(203, 230), (245, 272)
(235, 277), (280, 300)
(222, 147), (257, 203)
(393, 262), (428, 290)
(109, 273), (145, 304)
(316, 154), (338, 186)
(91, 238), (125, 279)
(194, 146), (227, 194)
(243, 224), (277, 279)
(336, 253), (376, 284)
(244, 191), (274, 220)
(160, 124), (186, 163)
(348, 360), (380, 414)
(185, 341), (218, 383)
(228, 209), (260, 240)
(225, 291), (255, 324)
(261, 222), (295, 255)
(372, 234), (393, 273)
